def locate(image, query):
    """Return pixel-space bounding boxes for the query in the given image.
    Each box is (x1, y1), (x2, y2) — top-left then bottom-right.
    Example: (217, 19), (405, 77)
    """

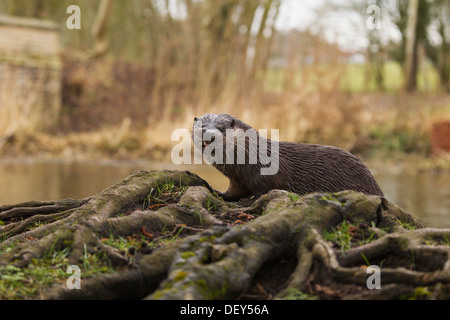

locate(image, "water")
(375, 173), (450, 228)
(0, 159), (448, 228)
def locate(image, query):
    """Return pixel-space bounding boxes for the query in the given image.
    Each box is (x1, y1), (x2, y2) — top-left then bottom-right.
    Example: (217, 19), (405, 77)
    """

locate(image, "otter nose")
(203, 129), (219, 145)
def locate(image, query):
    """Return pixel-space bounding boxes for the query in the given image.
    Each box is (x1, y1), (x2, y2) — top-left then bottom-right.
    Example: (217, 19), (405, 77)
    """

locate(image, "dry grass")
(1, 57), (449, 163)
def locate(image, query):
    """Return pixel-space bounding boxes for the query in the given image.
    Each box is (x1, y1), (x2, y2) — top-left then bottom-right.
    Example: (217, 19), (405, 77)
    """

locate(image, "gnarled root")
(1, 170), (448, 300)
(149, 191), (450, 300)
(0, 170), (219, 277)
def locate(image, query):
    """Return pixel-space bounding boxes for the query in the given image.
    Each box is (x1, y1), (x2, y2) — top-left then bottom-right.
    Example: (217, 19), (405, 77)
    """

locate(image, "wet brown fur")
(193, 113), (384, 200)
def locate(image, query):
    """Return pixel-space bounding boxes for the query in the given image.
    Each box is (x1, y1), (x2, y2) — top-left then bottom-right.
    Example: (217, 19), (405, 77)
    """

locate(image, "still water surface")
(0, 160), (448, 228)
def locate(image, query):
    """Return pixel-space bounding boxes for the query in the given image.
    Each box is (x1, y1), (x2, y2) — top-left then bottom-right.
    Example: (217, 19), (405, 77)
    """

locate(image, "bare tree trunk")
(91, 0), (114, 59)
(437, 3), (449, 91)
(248, 0), (274, 80)
(238, 0), (260, 87)
(404, 0), (419, 92)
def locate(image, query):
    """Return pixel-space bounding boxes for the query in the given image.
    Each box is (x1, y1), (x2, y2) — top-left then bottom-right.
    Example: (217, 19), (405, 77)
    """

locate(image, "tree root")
(149, 191), (450, 300)
(0, 170), (215, 267)
(0, 198), (92, 219)
(0, 170), (449, 300)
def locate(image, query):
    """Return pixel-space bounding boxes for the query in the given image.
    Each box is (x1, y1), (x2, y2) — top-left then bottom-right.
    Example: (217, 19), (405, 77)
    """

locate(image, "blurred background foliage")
(0, 0), (448, 160)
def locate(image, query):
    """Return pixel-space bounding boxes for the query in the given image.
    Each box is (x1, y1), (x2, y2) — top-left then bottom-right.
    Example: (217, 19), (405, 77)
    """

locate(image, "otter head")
(192, 113), (240, 150)
(192, 113), (255, 165)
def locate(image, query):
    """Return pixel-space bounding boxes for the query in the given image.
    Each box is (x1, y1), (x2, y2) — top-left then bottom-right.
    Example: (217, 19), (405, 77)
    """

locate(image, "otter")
(192, 113), (383, 200)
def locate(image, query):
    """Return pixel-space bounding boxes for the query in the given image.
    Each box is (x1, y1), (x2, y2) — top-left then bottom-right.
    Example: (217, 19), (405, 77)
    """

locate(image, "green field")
(340, 60), (441, 93)
(265, 60), (442, 94)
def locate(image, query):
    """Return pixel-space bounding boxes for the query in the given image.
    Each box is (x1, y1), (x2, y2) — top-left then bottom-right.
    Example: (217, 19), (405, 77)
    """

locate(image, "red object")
(431, 121), (450, 154)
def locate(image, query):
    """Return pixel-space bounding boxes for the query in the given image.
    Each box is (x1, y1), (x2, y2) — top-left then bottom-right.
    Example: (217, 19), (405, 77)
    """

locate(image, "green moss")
(282, 288), (318, 300)
(151, 291), (164, 300)
(320, 195), (336, 201)
(196, 278), (207, 288)
(318, 194), (344, 206)
(152, 287), (179, 300)
(287, 193), (300, 202)
(248, 233), (268, 243)
(62, 239), (73, 246)
(195, 278), (228, 300)
(198, 235), (216, 242)
(209, 280), (228, 299)
(180, 251), (196, 260)
(173, 270), (189, 282)
(401, 287), (431, 300)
